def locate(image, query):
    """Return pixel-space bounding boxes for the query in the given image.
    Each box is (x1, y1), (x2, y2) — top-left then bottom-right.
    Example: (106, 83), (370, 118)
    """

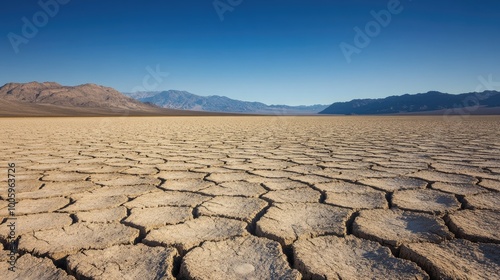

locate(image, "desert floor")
(0, 116), (499, 279)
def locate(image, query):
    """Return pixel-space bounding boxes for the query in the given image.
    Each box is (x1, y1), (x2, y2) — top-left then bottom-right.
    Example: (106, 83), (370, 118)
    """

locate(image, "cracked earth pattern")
(1, 116), (500, 279)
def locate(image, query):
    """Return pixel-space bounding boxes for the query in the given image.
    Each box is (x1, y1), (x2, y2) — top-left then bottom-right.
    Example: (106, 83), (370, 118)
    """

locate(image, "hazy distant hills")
(124, 90), (328, 114)
(319, 91), (500, 115)
(0, 82), (220, 117)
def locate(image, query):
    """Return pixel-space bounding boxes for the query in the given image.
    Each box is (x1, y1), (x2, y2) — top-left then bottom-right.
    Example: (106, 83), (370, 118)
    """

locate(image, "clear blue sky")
(1, 0), (499, 105)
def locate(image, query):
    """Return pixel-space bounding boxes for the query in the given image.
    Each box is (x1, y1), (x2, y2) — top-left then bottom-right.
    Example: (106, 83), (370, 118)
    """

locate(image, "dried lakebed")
(0, 116), (499, 279)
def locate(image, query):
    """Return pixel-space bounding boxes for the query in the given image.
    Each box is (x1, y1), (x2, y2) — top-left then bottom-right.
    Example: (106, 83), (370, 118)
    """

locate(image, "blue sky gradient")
(1, 0), (499, 105)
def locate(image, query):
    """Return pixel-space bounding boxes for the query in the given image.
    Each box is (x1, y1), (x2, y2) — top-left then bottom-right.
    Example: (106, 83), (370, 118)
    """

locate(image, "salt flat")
(1, 116), (499, 279)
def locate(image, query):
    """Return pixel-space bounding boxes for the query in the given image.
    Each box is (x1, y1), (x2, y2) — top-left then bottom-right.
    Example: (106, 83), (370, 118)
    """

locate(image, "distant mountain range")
(0, 82), (218, 117)
(124, 90), (328, 114)
(2, 82), (500, 117)
(319, 91), (500, 115)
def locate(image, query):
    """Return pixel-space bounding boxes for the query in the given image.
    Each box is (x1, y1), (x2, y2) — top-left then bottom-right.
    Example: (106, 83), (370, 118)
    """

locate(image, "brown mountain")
(0, 82), (222, 117)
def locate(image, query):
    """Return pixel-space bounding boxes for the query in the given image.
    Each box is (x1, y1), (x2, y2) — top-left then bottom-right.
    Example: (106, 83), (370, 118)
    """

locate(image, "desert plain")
(0, 116), (499, 279)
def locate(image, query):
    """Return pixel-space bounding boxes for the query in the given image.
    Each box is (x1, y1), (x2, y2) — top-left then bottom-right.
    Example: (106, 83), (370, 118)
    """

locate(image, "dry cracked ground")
(0, 116), (499, 280)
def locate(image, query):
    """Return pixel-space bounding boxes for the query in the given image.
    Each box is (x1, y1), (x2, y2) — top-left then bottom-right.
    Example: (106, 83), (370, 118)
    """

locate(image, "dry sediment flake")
(121, 166), (159, 175)
(358, 177), (428, 192)
(446, 210), (500, 243)
(191, 166), (235, 174)
(125, 191), (210, 208)
(143, 216), (248, 254)
(256, 203), (351, 246)
(370, 165), (415, 176)
(75, 206), (128, 223)
(159, 179), (214, 192)
(263, 188), (321, 203)
(67, 244), (178, 280)
(315, 180), (377, 193)
(0, 213), (72, 242)
(180, 236), (301, 280)
(353, 209), (453, 247)
(285, 164), (323, 175)
(479, 179), (500, 191)
(325, 191), (388, 210)
(200, 181), (267, 197)
(431, 182), (488, 195)
(61, 195), (128, 212)
(431, 162), (499, 179)
(15, 197), (70, 215)
(19, 223), (139, 261)
(41, 172), (89, 182)
(250, 170), (299, 178)
(400, 239), (500, 280)
(25, 163), (69, 171)
(156, 162), (204, 171)
(73, 165), (126, 174)
(0, 179), (43, 194)
(293, 235), (429, 280)
(0, 254), (75, 280)
(410, 170), (478, 184)
(258, 178), (310, 190)
(464, 192), (500, 210)
(91, 174), (160, 186)
(290, 174), (333, 184)
(392, 189), (461, 214)
(206, 171), (260, 183)
(14, 181), (98, 199)
(196, 196), (267, 223)
(0, 171), (42, 182)
(81, 184), (160, 198)
(330, 169), (395, 181)
(157, 171), (206, 180)
(124, 206), (193, 234)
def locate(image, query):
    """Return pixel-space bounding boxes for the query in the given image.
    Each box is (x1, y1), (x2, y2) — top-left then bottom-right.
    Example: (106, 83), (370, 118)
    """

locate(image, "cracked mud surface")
(1, 116), (499, 279)
(293, 235), (428, 279)
(180, 236), (301, 279)
(67, 244), (178, 280)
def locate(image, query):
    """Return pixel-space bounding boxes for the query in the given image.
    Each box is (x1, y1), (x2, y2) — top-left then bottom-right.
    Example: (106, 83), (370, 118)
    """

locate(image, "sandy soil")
(0, 116), (499, 279)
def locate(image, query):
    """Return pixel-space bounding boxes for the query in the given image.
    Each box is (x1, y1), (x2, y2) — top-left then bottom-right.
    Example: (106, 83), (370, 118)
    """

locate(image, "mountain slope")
(124, 90), (328, 114)
(0, 82), (226, 117)
(319, 91), (500, 115)
(0, 82), (150, 109)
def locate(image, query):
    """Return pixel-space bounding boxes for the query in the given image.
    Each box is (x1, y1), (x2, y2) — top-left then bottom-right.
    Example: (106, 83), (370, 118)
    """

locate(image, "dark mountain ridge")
(320, 91), (500, 115)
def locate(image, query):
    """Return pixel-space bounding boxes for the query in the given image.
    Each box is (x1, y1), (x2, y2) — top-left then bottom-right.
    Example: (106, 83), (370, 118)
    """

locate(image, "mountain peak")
(0, 81), (150, 110)
(1, 81), (62, 91)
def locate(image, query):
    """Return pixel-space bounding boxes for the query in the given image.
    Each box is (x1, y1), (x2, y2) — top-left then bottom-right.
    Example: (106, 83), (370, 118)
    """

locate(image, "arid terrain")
(1, 116), (499, 279)
(0, 82), (227, 117)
